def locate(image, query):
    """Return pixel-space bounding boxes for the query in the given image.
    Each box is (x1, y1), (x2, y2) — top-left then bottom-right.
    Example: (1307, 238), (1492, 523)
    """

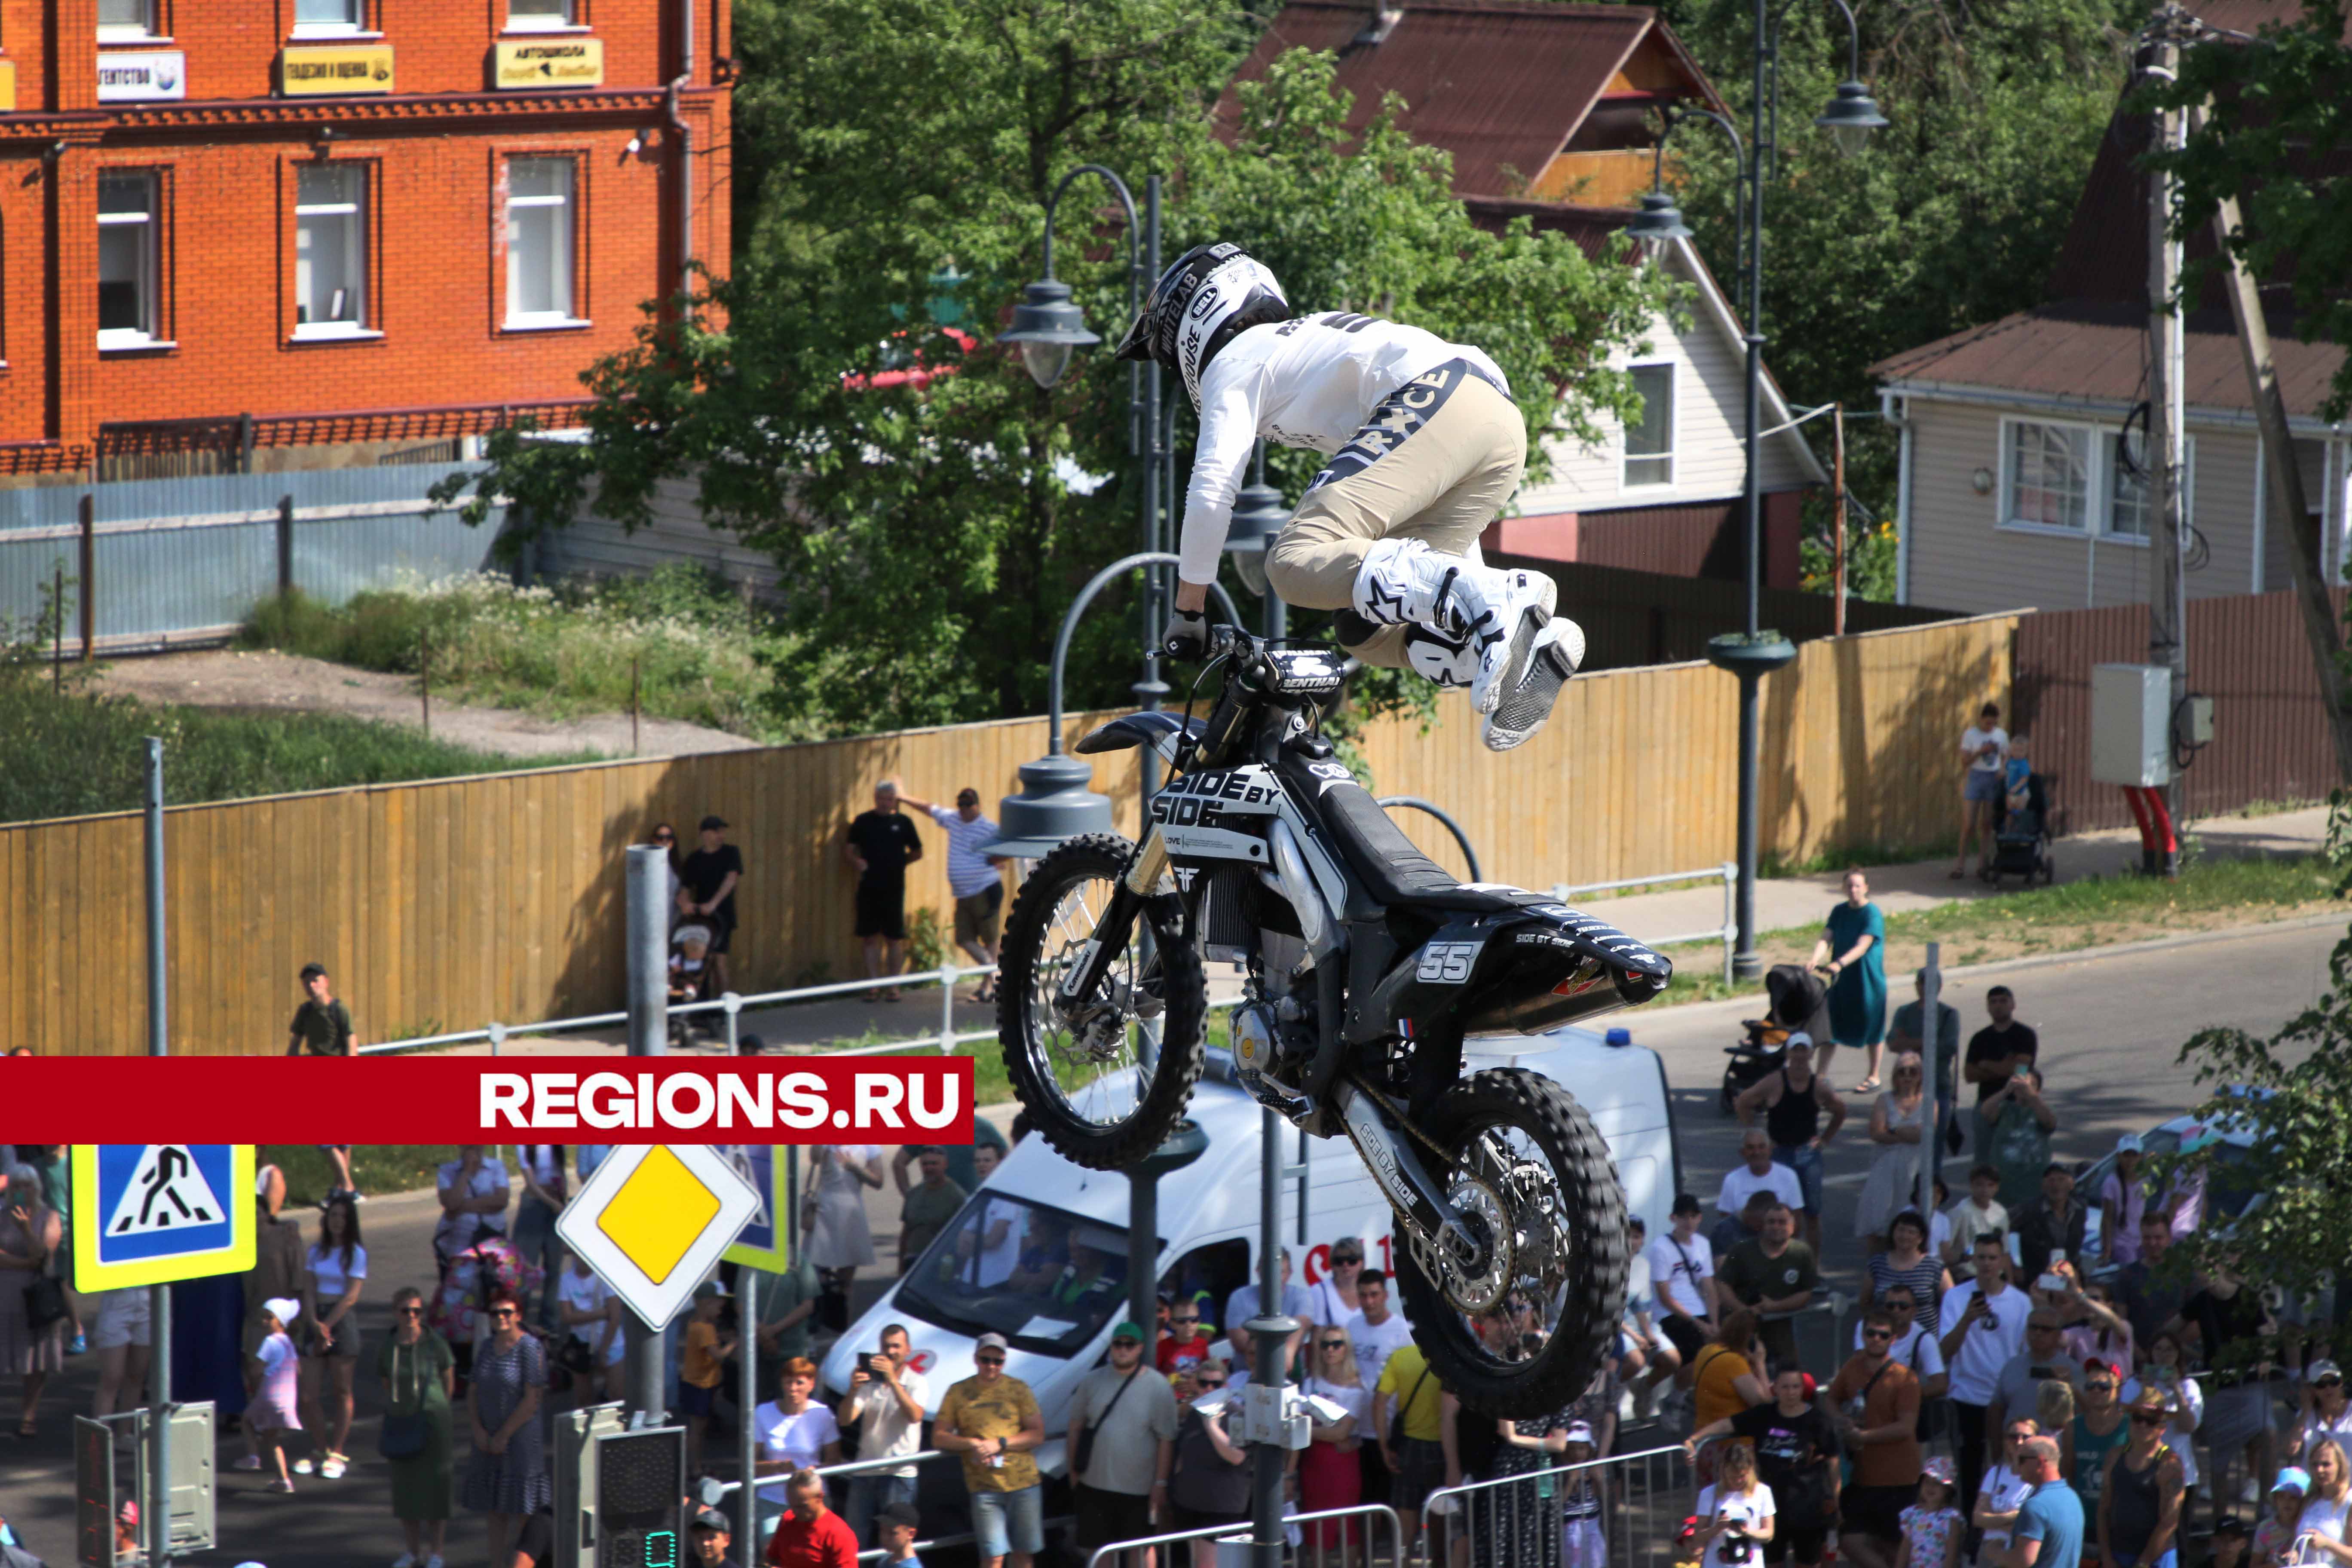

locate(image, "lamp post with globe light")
(1625, 4), (1884, 979)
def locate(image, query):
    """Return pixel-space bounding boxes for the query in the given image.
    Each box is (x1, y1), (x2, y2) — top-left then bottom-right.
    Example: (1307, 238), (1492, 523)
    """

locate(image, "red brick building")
(0, 0), (730, 476)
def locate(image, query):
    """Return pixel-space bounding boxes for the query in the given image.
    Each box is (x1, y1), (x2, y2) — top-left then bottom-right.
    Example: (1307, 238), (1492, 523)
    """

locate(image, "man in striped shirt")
(900, 787), (1009, 1002)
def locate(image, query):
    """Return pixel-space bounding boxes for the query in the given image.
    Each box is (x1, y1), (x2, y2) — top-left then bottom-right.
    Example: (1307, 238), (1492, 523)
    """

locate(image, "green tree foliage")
(2150, 2), (2352, 423)
(1654, 0), (2138, 598)
(436, 0), (1672, 737)
(2161, 798), (2352, 1334)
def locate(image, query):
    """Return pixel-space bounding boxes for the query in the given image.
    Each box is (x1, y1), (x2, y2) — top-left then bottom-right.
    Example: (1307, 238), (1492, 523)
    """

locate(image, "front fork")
(1053, 830), (1175, 1017)
(1335, 1079), (1483, 1279)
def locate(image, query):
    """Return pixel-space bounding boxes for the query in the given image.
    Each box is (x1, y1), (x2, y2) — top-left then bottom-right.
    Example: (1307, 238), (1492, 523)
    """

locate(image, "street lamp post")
(1000, 165), (1178, 801)
(1630, 5), (1883, 979)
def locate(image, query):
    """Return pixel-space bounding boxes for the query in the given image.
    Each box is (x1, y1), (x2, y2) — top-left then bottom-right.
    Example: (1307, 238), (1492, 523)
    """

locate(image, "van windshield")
(894, 1192), (1137, 1358)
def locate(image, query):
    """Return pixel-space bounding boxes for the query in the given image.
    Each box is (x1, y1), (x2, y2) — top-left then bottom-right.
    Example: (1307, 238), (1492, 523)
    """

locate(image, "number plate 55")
(1414, 940), (1485, 984)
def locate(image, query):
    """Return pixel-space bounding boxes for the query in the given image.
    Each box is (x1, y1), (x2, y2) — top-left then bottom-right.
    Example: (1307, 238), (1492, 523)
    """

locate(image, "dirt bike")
(993, 624), (1673, 1415)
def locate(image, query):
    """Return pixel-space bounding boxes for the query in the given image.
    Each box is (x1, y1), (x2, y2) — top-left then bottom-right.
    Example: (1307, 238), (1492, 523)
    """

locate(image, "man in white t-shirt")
(1642, 1193), (1717, 1395)
(1714, 1130), (1805, 1251)
(1344, 1271), (1415, 1392)
(835, 1322), (930, 1548)
(1954, 701), (2009, 879)
(1938, 1232), (2032, 1510)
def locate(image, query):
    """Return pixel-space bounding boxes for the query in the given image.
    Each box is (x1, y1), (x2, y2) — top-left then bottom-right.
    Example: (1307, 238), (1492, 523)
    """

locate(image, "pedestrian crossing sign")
(71, 1145), (256, 1290)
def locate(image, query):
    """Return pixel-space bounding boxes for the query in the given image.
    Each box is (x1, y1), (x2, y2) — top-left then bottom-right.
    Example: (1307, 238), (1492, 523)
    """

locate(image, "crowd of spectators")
(1650, 967), (2349, 1568)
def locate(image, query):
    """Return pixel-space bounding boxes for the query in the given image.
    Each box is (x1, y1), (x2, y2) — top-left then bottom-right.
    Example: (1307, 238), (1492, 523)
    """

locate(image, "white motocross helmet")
(1113, 242), (1291, 407)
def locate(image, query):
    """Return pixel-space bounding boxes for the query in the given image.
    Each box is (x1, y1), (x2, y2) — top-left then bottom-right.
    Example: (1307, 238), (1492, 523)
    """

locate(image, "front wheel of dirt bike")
(1394, 1067), (1629, 1418)
(996, 833), (1207, 1172)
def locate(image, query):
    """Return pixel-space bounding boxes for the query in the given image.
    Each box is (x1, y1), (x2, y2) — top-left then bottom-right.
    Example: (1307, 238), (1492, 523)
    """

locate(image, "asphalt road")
(3, 916), (2341, 1568)
(1622, 914), (2347, 1293)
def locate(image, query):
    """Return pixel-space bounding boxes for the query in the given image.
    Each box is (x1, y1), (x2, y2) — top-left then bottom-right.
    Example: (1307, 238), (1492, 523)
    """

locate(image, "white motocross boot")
(1482, 616), (1585, 751)
(1351, 539), (1554, 714)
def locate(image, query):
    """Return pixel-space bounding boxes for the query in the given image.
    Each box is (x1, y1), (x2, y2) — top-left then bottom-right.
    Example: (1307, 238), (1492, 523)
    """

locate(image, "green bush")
(0, 674), (603, 824)
(238, 566), (811, 740)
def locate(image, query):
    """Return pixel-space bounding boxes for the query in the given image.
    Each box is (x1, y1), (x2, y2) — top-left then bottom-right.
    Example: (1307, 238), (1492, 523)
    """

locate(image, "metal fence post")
(79, 492), (95, 660)
(488, 1022), (506, 1058)
(724, 992), (741, 1055)
(737, 1268), (760, 1551)
(624, 846), (668, 1426)
(937, 965), (959, 1052)
(144, 738), (172, 1568)
(276, 494), (295, 597)
(1721, 861), (1738, 989)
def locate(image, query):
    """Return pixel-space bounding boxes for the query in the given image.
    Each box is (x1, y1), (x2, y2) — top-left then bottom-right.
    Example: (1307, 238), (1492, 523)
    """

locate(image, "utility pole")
(2147, 11), (2190, 874)
(2196, 103), (2352, 784)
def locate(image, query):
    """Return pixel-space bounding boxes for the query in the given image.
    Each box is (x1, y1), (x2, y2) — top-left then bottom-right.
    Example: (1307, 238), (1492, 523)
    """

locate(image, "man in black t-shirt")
(1964, 986), (2039, 1156)
(682, 815), (746, 993)
(843, 781), (925, 1001)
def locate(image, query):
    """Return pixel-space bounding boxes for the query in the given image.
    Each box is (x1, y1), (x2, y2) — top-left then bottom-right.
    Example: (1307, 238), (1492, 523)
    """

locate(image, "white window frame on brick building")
(97, 0), (162, 40)
(98, 171), (165, 350)
(292, 0), (368, 37)
(503, 157), (582, 328)
(505, 0), (579, 31)
(294, 163), (374, 340)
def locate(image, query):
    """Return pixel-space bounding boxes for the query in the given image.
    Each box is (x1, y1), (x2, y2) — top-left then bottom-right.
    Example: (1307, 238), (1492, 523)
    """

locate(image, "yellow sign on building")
(281, 43), (395, 96)
(492, 37), (603, 89)
(0, 61), (16, 113)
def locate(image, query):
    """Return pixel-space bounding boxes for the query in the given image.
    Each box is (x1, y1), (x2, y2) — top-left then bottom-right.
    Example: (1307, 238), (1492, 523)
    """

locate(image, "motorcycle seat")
(1295, 767), (1529, 913)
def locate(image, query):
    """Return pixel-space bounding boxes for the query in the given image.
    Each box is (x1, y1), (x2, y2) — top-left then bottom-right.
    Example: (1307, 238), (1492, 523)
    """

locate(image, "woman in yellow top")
(1689, 1309), (1770, 1485)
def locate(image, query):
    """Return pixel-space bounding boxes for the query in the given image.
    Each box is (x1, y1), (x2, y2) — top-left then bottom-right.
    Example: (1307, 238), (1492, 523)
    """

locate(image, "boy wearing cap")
(1066, 1323), (1179, 1566)
(691, 1507), (742, 1568)
(936, 1334), (1045, 1568)
(680, 1282), (735, 1476)
(682, 813), (744, 994)
(2255, 1473), (2307, 1568)
(876, 1501), (924, 1568)
(1643, 1195), (1718, 1376)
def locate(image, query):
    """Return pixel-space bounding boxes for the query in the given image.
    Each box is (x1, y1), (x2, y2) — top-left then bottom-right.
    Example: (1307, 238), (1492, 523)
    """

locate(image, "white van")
(818, 1025), (1681, 1469)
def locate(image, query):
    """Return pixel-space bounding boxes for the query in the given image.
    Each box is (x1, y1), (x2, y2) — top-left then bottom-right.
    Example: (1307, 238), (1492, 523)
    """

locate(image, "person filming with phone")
(1941, 1233), (2032, 1510)
(836, 1325), (928, 1549)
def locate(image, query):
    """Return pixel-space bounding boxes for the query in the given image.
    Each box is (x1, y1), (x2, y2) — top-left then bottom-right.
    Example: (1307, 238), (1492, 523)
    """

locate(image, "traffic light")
(594, 1429), (686, 1568)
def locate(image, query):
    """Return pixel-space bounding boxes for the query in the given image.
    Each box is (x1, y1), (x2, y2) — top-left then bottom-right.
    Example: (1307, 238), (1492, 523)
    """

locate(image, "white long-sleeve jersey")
(1178, 313), (1510, 586)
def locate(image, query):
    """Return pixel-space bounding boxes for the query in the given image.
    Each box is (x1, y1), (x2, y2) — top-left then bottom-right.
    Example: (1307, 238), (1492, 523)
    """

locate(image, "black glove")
(1162, 608), (1210, 660)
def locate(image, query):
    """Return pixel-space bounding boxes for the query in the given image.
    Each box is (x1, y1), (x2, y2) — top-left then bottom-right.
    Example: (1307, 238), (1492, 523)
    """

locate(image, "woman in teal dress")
(1810, 867), (1887, 1092)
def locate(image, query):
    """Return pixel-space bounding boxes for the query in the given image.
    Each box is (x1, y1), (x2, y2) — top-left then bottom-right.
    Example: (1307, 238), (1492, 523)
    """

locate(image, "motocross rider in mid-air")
(1127, 242), (1584, 751)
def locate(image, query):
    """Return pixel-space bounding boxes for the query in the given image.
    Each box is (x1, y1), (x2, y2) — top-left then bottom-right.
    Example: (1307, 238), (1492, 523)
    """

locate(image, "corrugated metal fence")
(0, 465), (508, 652)
(2013, 586), (2349, 834)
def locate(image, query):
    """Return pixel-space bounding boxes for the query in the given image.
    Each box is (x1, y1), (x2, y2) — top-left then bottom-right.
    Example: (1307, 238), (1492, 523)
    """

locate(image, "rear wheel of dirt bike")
(1394, 1067), (1628, 1418)
(996, 833), (1207, 1172)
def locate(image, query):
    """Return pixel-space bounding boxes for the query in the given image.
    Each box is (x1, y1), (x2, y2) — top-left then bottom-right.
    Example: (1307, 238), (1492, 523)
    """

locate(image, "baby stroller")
(1722, 964), (1828, 1114)
(1983, 763), (2055, 887)
(669, 922), (717, 1043)
(427, 1234), (546, 1393)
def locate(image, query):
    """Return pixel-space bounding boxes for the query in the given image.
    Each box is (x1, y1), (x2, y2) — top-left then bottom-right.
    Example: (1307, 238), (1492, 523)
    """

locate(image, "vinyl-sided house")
(1870, 3), (2347, 613)
(1225, 0), (1828, 585)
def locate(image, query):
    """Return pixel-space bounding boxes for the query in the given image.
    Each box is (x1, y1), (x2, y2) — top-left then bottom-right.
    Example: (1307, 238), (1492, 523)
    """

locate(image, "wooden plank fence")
(0, 615), (2015, 1054)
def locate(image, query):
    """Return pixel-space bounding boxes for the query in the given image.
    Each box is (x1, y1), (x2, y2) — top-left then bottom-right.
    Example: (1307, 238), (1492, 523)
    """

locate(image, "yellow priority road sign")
(554, 1145), (761, 1329)
(72, 1145), (257, 1291)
